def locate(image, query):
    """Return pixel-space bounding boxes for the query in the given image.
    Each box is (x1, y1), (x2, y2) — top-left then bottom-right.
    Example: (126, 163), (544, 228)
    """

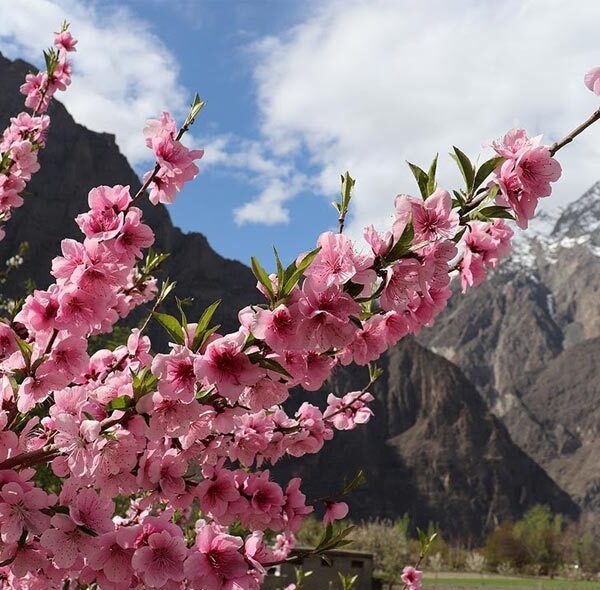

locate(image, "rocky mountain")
(0, 51), (256, 338)
(275, 338), (578, 542)
(0, 52), (581, 541)
(418, 182), (600, 513)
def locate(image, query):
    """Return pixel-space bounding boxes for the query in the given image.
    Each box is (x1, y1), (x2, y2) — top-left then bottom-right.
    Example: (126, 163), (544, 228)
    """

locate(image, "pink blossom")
(54, 30), (78, 52)
(297, 280), (360, 352)
(194, 330), (262, 402)
(69, 487), (115, 534)
(49, 335), (89, 380)
(304, 231), (357, 288)
(323, 501), (349, 526)
(53, 414), (101, 477)
(0, 481), (54, 543)
(401, 566), (423, 590)
(283, 478), (313, 533)
(250, 304), (305, 352)
(345, 314), (387, 366)
(323, 391), (374, 430)
(152, 346), (198, 403)
(184, 523), (248, 590)
(147, 448), (188, 496)
(584, 66), (600, 96)
(115, 208), (155, 260)
(197, 470), (240, 518)
(40, 513), (97, 568)
(459, 221), (513, 292)
(364, 224), (393, 257)
(516, 145), (561, 198)
(396, 189), (459, 242)
(87, 531), (135, 586)
(131, 529), (187, 588)
(492, 128), (536, 159)
(287, 403), (333, 456)
(20, 72), (48, 111)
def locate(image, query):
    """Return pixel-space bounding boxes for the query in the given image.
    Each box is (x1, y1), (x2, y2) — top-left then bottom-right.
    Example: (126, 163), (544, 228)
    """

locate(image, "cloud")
(247, 0), (600, 236)
(0, 0), (191, 166)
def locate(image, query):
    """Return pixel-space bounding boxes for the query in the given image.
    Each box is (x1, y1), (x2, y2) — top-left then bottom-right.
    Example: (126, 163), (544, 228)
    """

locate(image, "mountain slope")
(275, 338), (578, 542)
(0, 52), (256, 336)
(418, 183), (600, 513)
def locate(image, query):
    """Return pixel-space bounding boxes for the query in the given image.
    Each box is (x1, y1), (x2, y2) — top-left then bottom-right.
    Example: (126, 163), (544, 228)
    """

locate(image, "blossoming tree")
(0, 25), (599, 590)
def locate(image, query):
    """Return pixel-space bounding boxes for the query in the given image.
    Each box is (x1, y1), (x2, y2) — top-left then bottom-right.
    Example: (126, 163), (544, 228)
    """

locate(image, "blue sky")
(2, 0), (600, 270)
(122, 1), (332, 266)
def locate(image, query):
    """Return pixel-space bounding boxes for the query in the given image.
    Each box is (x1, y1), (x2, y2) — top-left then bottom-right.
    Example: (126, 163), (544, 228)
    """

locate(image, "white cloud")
(0, 0), (191, 166)
(248, 0), (600, 236)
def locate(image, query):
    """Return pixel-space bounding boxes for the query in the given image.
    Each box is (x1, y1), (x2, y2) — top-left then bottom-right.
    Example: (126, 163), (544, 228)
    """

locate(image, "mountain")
(0, 52), (580, 540)
(418, 182), (600, 514)
(274, 338), (578, 543)
(0, 52), (256, 338)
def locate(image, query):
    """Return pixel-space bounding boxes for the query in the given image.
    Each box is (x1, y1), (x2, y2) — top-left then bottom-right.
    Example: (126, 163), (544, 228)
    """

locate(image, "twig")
(550, 105), (600, 156)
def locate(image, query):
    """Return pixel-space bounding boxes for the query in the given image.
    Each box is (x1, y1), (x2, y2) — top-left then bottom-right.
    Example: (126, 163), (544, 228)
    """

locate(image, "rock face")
(418, 182), (600, 513)
(275, 338), (578, 542)
(0, 52), (256, 338)
(0, 52), (581, 540)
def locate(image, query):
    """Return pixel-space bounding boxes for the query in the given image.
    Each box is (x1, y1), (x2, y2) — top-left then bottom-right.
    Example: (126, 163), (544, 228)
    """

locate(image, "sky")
(1, 0), (600, 268)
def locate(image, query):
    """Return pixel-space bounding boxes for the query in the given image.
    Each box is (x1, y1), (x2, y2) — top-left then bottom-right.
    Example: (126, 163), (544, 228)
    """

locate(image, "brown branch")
(0, 446), (57, 471)
(550, 105), (600, 156)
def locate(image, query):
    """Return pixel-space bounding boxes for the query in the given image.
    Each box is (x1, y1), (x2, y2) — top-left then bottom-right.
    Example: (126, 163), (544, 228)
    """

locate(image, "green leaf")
(478, 205), (515, 220)
(107, 394), (132, 411)
(175, 297), (189, 333)
(427, 153), (439, 196)
(152, 311), (185, 344)
(197, 324), (221, 350)
(340, 171), (356, 211)
(192, 300), (221, 350)
(473, 156), (504, 191)
(14, 335), (32, 367)
(407, 161), (429, 199)
(452, 226), (468, 243)
(251, 256), (274, 301)
(248, 354), (292, 378)
(384, 221), (414, 263)
(341, 470), (367, 496)
(344, 281), (364, 298)
(273, 246), (284, 289)
(452, 147), (475, 192)
(282, 247), (321, 297)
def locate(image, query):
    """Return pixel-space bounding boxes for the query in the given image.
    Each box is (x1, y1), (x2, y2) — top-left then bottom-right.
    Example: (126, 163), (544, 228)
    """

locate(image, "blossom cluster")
(0, 25), (76, 242)
(0, 28), (594, 590)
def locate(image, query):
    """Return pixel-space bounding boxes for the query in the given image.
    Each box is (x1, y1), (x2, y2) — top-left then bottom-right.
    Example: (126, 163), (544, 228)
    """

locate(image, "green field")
(423, 574), (599, 589)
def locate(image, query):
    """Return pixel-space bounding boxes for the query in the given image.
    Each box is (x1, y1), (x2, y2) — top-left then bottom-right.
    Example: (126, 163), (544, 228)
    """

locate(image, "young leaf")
(273, 246), (284, 288)
(248, 354), (292, 378)
(152, 312), (185, 344)
(175, 297), (189, 333)
(341, 470), (367, 496)
(478, 205), (515, 220)
(107, 394), (132, 411)
(427, 153), (439, 196)
(452, 147), (475, 192)
(340, 171), (356, 211)
(282, 247), (321, 297)
(384, 221), (414, 263)
(250, 256), (274, 301)
(407, 161), (429, 199)
(473, 156), (504, 191)
(14, 335), (32, 368)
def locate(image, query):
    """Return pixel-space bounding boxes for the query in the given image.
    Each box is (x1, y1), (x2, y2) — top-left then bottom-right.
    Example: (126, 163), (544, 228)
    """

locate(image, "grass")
(423, 574), (599, 589)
